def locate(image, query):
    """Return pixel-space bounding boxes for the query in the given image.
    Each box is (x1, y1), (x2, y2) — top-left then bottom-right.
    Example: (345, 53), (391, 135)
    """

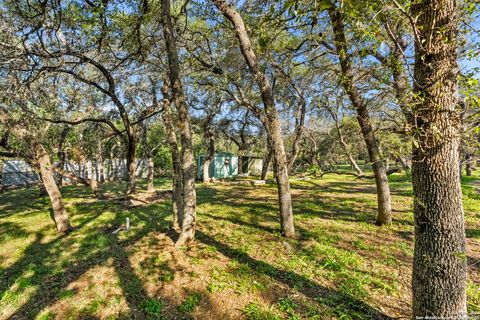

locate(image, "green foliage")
(142, 298), (164, 318)
(178, 293), (202, 313)
(242, 302), (281, 320)
(278, 297), (297, 314)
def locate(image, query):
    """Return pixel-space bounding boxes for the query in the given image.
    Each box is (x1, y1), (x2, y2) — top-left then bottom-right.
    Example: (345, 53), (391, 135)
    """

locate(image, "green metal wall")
(197, 153), (238, 179)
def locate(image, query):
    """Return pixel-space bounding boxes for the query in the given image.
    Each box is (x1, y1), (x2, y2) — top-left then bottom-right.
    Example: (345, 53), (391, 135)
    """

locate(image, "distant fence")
(2, 160), (40, 186)
(1, 159), (148, 187)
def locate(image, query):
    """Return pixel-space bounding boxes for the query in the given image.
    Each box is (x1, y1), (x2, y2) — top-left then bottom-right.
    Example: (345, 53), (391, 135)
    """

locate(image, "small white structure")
(1, 159), (149, 187)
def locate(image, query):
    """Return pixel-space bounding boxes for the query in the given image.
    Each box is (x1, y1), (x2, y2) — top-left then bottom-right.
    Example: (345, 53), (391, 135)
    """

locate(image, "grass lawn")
(0, 172), (479, 319)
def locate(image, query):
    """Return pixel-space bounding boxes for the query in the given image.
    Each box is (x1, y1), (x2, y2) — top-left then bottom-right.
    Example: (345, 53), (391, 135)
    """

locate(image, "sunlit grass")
(0, 172), (479, 319)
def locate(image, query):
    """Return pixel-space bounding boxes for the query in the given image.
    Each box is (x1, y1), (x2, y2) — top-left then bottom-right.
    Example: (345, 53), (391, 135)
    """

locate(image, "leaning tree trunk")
(261, 148), (272, 180)
(345, 151), (363, 176)
(161, 90), (183, 232)
(53, 167), (102, 198)
(397, 156), (411, 174)
(162, 0), (197, 247)
(327, 3), (392, 225)
(327, 106), (364, 176)
(411, 0), (467, 317)
(212, 0), (295, 237)
(35, 169), (48, 197)
(33, 142), (72, 232)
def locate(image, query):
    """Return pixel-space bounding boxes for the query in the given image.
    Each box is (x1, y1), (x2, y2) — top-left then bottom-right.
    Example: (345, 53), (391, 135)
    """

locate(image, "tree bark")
(271, 63), (306, 175)
(397, 156), (411, 173)
(126, 137), (136, 194)
(161, 87), (182, 232)
(326, 106), (364, 176)
(465, 154), (473, 176)
(212, 0), (295, 238)
(56, 126), (70, 187)
(327, 3), (392, 225)
(0, 159), (3, 192)
(107, 148), (114, 182)
(147, 156), (155, 192)
(33, 142), (72, 232)
(261, 148), (271, 180)
(237, 151), (244, 175)
(380, 19), (415, 124)
(411, 0), (467, 317)
(162, 0), (197, 247)
(89, 162), (100, 197)
(202, 114), (216, 183)
(287, 99), (306, 175)
(97, 142), (105, 183)
(53, 166), (102, 198)
(36, 170), (49, 197)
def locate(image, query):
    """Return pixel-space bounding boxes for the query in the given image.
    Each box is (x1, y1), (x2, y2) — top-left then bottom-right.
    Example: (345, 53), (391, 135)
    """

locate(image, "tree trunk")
(411, 0), (467, 317)
(397, 156), (411, 173)
(126, 138), (136, 194)
(108, 145), (115, 182)
(147, 156), (155, 192)
(98, 159), (105, 183)
(465, 154), (473, 176)
(347, 152), (363, 176)
(53, 167), (102, 198)
(36, 169), (49, 197)
(269, 129), (295, 237)
(261, 148), (271, 180)
(33, 142), (72, 232)
(382, 21), (414, 124)
(160, 89), (182, 232)
(56, 126), (70, 187)
(327, 106), (364, 176)
(89, 163), (99, 197)
(327, 3), (392, 225)
(57, 152), (66, 186)
(212, 0), (295, 238)
(203, 121), (215, 183)
(237, 151), (244, 175)
(0, 159), (3, 193)
(97, 143), (105, 183)
(287, 100), (306, 175)
(162, 0), (197, 247)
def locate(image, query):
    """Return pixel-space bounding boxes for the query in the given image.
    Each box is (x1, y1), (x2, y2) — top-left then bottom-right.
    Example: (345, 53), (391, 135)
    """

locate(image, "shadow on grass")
(466, 229), (480, 239)
(1, 175), (418, 319)
(0, 221), (29, 242)
(197, 184), (400, 226)
(0, 187), (50, 218)
(196, 230), (393, 320)
(2, 202), (171, 319)
(0, 211), (101, 301)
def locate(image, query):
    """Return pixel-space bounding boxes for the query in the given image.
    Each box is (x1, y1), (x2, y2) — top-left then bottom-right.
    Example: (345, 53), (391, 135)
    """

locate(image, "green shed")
(197, 152), (238, 179)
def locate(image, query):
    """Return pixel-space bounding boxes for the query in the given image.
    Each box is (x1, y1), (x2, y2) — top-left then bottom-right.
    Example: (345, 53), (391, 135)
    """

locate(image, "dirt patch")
(121, 190), (172, 208)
